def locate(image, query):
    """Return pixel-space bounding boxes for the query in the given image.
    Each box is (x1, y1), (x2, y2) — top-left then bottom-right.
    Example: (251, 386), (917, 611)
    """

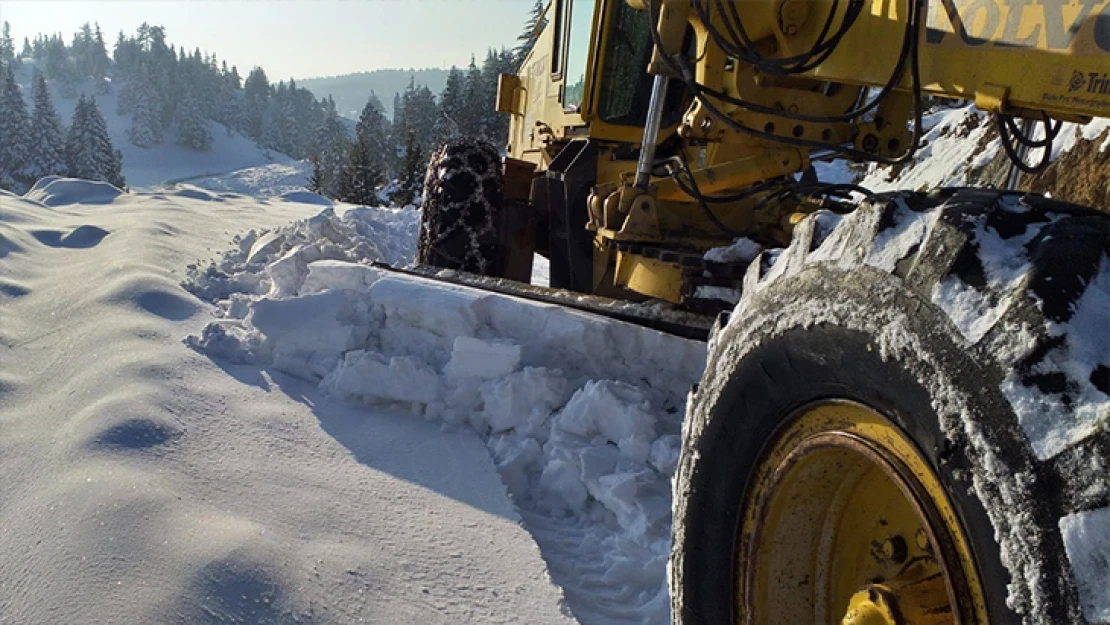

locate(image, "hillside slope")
(12, 60), (294, 190)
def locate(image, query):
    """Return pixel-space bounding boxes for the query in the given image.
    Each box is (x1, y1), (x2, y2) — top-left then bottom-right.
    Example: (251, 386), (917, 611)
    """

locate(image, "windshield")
(596, 1), (687, 127)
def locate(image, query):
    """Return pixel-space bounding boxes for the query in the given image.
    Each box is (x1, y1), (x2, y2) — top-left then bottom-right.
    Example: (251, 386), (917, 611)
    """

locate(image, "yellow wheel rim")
(736, 401), (990, 625)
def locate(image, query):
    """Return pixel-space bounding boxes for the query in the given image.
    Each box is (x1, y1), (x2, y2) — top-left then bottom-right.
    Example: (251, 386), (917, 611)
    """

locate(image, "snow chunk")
(247, 231), (284, 264)
(301, 260), (384, 295)
(554, 381), (658, 464)
(266, 247), (310, 298)
(372, 275), (481, 344)
(1060, 506), (1110, 622)
(693, 285), (740, 305)
(323, 350), (441, 406)
(23, 177), (122, 206)
(648, 434), (681, 475)
(704, 237), (761, 264)
(444, 337), (522, 382)
(248, 291), (369, 381)
(479, 367), (569, 435)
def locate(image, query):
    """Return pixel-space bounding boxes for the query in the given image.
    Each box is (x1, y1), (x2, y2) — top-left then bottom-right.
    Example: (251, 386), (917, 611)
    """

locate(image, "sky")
(0, 0), (529, 79)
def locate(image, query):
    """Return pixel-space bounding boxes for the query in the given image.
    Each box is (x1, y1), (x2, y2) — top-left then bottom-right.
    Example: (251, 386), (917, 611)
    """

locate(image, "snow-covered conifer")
(28, 72), (67, 180)
(176, 93), (212, 151)
(0, 62), (33, 191)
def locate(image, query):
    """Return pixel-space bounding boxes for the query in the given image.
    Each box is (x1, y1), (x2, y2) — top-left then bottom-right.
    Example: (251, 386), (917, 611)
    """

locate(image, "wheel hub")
(735, 401), (988, 624)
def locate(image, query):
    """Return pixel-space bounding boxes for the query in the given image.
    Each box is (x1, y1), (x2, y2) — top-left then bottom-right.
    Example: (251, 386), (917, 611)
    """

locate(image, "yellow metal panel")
(613, 251), (684, 303)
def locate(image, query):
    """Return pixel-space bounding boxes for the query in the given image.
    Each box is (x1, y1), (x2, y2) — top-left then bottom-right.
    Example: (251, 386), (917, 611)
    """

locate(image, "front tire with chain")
(671, 189), (1110, 625)
(418, 137), (503, 275)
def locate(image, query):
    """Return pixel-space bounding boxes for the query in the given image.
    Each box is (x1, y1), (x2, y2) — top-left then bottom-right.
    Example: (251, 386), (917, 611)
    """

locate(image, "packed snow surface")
(186, 206), (707, 625)
(0, 186), (576, 624)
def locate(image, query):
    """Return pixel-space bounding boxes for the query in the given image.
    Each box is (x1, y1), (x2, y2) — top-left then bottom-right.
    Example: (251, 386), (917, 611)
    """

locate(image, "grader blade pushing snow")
(417, 1), (1110, 623)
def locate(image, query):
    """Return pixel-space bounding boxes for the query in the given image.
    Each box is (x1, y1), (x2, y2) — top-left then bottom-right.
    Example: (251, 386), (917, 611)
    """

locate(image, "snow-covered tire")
(671, 189), (1109, 625)
(417, 138), (503, 275)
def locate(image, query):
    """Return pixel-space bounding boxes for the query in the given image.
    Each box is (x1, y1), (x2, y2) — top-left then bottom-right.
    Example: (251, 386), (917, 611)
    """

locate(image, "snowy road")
(0, 181), (574, 624)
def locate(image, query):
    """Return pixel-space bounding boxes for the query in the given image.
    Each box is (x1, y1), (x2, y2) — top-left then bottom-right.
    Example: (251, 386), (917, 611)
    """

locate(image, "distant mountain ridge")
(298, 68), (451, 120)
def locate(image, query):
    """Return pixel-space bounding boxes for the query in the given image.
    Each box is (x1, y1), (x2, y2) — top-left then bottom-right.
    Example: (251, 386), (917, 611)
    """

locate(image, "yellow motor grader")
(416, 1), (1110, 623)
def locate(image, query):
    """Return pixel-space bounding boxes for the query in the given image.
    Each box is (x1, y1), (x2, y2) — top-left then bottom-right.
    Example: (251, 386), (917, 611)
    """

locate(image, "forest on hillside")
(0, 1), (545, 204)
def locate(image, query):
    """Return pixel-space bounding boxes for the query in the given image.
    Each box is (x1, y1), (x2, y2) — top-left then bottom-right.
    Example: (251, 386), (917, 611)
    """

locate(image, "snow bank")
(186, 208), (706, 625)
(23, 177), (123, 206)
(184, 204), (419, 304)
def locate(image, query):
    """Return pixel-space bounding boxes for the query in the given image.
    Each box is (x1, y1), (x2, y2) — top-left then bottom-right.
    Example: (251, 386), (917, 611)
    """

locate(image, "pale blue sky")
(0, 1), (528, 79)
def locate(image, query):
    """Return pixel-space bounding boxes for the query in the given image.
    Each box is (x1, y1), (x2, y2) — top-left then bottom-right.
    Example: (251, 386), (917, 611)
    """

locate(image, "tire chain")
(419, 138), (502, 275)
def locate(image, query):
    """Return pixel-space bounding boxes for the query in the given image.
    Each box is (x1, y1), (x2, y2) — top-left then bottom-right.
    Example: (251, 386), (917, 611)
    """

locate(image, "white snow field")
(0, 180), (577, 625)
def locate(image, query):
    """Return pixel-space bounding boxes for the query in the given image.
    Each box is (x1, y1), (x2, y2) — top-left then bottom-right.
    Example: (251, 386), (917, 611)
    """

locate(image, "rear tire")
(418, 137), (503, 274)
(671, 189), (1109, 625)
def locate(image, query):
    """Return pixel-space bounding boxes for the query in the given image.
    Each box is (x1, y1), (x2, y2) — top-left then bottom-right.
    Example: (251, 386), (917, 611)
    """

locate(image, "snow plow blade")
(372, 262), (713, 342)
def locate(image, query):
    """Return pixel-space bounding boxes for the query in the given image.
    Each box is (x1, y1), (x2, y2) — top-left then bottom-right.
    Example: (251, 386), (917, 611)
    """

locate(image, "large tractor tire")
(417, 137), (503, 275)
(671, 189), (1109, 625)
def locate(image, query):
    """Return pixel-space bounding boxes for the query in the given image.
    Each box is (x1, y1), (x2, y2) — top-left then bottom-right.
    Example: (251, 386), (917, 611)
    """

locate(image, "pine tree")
(0, 62), (33, 191)
(28, 72), (67, 181)
(306, 155), (325, 194)
(243, 67), (270, 139)
(310, 100), (351, 197)
(460, 56), (485, 139)
(66, 95), (124, 187)
(514, 0), (547, 67)
(1, 22), (16, 67)
(65, 95), (95, 178)
(338, 135), (383, 206)
(129, 60), (163, 147)
(435, 66), (465, 144)
(480, 48), (516, 143)
(21, 38), (32, 60)
(91, 24), (110, 92)
(86, 97), (125, 188)
(355, 92), (391, 176)
(396, 128), (424, 206)
(176, 92), (212, 151)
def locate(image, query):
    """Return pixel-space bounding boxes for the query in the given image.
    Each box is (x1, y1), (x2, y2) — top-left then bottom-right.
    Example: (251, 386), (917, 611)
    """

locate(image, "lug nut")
(882, 536), (908, 564)
(916, 528), (932, 553)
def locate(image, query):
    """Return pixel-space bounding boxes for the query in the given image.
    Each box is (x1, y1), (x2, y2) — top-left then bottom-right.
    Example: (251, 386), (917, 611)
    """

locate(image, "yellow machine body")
(497, 0), (1110, 304)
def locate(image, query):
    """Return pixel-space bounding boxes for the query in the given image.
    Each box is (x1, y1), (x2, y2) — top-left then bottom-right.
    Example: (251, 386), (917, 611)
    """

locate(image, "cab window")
(596, 1), (688, 127)
(562, 0), (596, 112)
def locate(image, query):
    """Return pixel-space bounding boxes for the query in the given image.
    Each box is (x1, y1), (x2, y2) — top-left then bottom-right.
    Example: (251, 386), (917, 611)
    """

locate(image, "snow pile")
(22, 176), (122, 206)
(1060, 505), (1110, 623)
(187, 225), (706, 624)
(184, 204), (420, 305)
